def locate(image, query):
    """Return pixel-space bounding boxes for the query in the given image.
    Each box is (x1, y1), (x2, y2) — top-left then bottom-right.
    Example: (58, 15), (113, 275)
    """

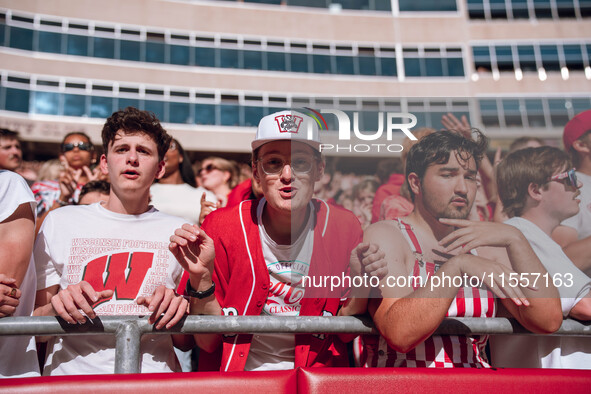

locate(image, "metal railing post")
(114, 320), (142, 374)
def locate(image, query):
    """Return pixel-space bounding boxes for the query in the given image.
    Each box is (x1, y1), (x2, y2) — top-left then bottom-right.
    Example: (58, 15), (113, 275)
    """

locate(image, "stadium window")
(379, 57), (397, 76)
(63, 93), (87, 117)
(168, 102), (192, 124)
(145, 41), (165, 64)
(473, 46), (492, 72)
(502, 99), (523, 127)
(495, 46), (515, 72)
(194, 47), (216, 68)
(563, 44), (584, 70)
(119, 39), (141, 61)
(582, 0), (591, 17)
(525, 99), (546, 128)
(66, 33), (88, 56)
(467, 0), (486, 18)
(540, 44), (561, 71)
(117, 98), (140, 112)
(398, 0), (457, 11)
(195, 103), (216, 125)
(220, 104), (240, 126)
(373, 0), (392, 11)
(533, 0), (553, 18)
(38, 31), (62, 54)
(33, 91), (60, 115)
(92, 37), (115, 59)
(0, 23), (5, 46)
(266, 51), (286, 72)
(572, 98), (591, 114)
(358, 55), (377, 76)
(90, 96), (114, 118)
(403, 57), (422, 77)
(489, 0), (508, 18)
(425, 57), (444, 77)
(517, 45), (537, 72)
(244, 106), (265, 127)
(335, 55), (356, 75)
(312, 54), (333, 74)
(243, 49), (263, 70)
(9, 26), (33, 50)
(287, 0), (327, 8)
(143, 100), (165, 121)
(479, 99), (501, 128)
(289, 53), (309, 73)
(219, 48), (240, 69)
(547, 98), (570, 127)
(555, 0), (577, 17)
(3, 88), (29, 113)
(511, 0), (530, 18)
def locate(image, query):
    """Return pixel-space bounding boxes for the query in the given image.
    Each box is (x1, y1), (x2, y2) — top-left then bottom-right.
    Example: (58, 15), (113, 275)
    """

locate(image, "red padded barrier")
(0, 369), (297, 394)
(297, 367), (591, 394)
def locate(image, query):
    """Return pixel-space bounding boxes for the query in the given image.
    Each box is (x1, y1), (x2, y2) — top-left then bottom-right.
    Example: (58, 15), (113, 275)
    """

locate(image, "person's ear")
(155, 160), (165, 180)
(573, 138), (591, 155)
(99, 154), (109, 175)
(527, 182), (543, 202)
(314, 159), (325, 182)
(408, 172), (421, 197)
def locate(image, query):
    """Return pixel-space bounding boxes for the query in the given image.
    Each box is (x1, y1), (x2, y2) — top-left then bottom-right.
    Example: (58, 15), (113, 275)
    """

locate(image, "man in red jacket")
(170, 110), (384, 371)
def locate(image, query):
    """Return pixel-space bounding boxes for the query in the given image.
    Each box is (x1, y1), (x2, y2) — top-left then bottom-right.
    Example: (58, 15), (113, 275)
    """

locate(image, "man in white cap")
(169, 110), (385, 372)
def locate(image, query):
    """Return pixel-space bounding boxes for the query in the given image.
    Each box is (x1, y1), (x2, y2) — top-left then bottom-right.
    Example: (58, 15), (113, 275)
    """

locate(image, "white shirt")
(150, 183), (217, 224)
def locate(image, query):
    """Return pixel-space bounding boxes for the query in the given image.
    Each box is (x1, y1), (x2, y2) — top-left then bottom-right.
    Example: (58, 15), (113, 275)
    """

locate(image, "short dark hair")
(497, 146), (571, 218)
(0, 128), (19, 139)
(101, 107), (171, 160)
(79, 180), (110, 201)
(405, 130), (488, 202)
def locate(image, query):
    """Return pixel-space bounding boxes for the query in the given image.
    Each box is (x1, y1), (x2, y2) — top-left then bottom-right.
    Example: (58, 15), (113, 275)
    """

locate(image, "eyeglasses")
(198, 164), (219, 176)
(257, 155), (315, 175)
(549, 168), (578, 188)
(169, 141), (178, 151)
(62, 142), (92, 152)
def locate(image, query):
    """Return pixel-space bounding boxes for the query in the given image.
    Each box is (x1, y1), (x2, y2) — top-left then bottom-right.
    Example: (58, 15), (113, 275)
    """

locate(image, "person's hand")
(81, 165), (103, 182)
(448, 254), (532, 306)
(136, 286), (189, 329)
(57, 159), (82, 202)
(169, 224), (216, 278)
(438, 218), (521, 253)
(0, 274), (20, 317)
(350, 242), (388, 280)
(50, 281), (113, 324)
(198, 192), (221, 225)
(441, 113), (472, 139)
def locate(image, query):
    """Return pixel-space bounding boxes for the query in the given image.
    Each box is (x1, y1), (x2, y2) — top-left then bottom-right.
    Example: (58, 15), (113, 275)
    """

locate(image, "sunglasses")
(62, 142), (92, 152)
(549, 168), (578, 188)
(198, 164), (219, 176)
(257, 155), (314, 175)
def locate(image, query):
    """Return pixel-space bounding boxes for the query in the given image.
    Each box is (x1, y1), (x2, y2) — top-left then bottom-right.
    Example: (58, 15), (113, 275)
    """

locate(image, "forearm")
(186, 273), (224, 352)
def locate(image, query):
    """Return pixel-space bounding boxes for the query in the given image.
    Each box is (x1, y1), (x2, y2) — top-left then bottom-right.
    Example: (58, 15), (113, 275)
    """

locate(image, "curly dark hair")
(405, 129), (488, 202)
(101, 107), (171, 160)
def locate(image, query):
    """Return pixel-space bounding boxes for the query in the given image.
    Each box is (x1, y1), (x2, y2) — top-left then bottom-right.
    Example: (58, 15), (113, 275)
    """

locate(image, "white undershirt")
(244, 198), (315, 371)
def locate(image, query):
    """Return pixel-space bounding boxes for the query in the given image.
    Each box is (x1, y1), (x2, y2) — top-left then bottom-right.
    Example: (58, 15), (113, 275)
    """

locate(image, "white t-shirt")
(244, 199), (314, 371)
(34, 203), (185, 375)
(0, 170), (40, 378)
(562, 171), (591, 240)
(150, 183), (217, 224)
(490, 216), (591, 369)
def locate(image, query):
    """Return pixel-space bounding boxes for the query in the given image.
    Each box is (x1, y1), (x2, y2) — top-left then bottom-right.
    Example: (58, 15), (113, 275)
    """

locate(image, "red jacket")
(199, 198), (363, 371)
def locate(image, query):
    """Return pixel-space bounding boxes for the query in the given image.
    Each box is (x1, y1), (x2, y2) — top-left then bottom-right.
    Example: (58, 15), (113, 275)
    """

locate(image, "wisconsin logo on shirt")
(81, 251), (153, 307)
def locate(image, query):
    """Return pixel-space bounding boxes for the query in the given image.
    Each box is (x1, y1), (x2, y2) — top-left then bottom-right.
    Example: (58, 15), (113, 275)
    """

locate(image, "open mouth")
(123, 169), (140, 178)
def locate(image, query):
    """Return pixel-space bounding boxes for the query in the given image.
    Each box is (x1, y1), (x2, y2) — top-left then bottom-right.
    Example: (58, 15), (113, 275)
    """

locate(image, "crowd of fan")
(0, 107), (590, 377)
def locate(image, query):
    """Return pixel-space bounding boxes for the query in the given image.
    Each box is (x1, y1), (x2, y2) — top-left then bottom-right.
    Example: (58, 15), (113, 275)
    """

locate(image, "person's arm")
(552, 225), (591, 272)
(439, 218), (563, 334)
(569, 291), (591, 321)
(0, 202), (35, 286)
(169, 223), (222, 353)
(366, 221), (529, 353)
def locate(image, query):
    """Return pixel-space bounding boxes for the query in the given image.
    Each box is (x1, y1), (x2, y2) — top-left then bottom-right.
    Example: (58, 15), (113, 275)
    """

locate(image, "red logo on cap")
(275, 115), (303, 134)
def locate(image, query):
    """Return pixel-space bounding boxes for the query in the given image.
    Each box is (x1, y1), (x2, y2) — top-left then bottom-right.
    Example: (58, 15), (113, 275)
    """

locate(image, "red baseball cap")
(563, 109), (591, 151)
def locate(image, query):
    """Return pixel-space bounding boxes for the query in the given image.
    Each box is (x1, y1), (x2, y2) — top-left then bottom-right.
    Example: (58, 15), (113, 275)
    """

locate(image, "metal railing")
(1, 316), (590, 374)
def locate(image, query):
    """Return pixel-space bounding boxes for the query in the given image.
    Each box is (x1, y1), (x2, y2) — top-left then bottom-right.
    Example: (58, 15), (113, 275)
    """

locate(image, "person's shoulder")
(1, 170), (31, 192)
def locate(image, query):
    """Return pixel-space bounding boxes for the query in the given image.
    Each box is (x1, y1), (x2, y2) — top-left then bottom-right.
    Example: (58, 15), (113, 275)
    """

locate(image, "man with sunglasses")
(553, 110), (591, 276)
(169, 110), (384, 371)
(492, 146), (591, 368)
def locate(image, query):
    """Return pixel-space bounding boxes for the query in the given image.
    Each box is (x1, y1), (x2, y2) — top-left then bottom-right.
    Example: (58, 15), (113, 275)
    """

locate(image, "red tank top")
(362, 219), (496, 368)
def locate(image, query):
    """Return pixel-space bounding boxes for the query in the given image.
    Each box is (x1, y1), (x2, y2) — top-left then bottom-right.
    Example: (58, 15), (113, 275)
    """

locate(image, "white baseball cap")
(251, 110), (321, 151)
